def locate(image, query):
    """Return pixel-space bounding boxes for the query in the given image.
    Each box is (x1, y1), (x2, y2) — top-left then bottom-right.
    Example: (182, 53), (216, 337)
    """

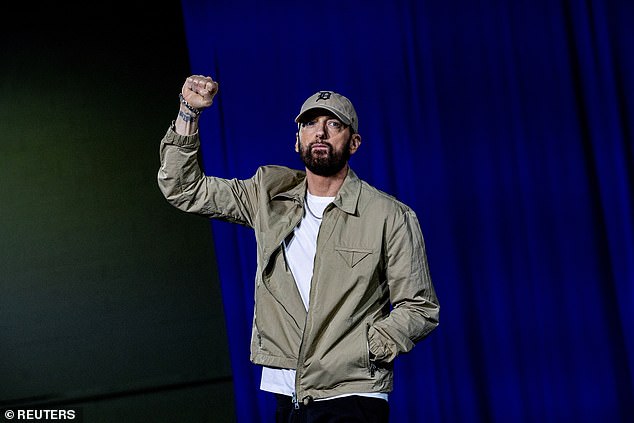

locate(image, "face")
(296, 111), (361, 176)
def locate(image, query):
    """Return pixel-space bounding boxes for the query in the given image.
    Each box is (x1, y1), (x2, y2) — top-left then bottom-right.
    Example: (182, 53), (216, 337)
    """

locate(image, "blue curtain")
(180, 1), (633, 421)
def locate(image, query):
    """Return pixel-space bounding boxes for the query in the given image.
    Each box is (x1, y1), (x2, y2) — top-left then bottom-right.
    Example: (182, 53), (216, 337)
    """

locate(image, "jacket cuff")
(368, 326), (398, 363)
(163, 121), (200, 148)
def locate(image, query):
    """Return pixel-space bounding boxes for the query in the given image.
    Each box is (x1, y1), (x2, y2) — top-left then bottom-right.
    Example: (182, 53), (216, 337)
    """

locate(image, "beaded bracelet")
(179, 93), (201, 116)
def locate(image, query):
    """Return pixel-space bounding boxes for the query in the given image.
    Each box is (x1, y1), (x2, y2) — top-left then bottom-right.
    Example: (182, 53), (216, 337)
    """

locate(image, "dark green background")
(0, 3), (235, 422)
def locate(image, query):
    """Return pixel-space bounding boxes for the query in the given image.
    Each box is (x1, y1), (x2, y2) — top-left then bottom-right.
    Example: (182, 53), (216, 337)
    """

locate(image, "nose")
(315, 121), (327, 139)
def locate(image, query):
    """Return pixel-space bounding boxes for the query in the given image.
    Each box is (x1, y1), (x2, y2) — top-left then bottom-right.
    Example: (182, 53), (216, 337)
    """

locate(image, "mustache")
(308, 141), (333, 149)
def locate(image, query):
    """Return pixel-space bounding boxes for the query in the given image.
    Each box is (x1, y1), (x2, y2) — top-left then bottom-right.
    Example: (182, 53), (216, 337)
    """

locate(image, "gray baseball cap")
(295, 91), (358, 133)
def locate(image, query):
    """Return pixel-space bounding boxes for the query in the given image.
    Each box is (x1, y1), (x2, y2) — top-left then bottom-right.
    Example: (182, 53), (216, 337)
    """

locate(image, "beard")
(299, 137), (352, 176)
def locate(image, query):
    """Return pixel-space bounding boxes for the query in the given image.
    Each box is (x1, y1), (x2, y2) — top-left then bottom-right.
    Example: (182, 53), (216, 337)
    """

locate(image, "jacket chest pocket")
(335, 246), (374, 268)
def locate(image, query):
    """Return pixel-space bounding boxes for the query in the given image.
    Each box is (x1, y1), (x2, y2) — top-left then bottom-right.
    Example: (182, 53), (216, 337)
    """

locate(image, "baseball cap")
(295, 91), (358, 133)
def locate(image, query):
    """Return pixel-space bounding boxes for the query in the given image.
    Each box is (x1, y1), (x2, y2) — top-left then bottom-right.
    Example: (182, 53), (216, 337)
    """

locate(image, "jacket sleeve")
(157, 124), (258, 227)
(368, 209), (440, 363)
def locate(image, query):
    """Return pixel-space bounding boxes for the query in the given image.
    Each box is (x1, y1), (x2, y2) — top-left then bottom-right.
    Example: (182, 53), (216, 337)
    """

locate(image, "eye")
(327, 120), (342, 129)
(302, 120), (316, 128)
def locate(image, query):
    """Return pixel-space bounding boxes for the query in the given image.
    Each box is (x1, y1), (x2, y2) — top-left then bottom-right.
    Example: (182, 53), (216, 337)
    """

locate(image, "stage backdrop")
(180, 0), (633, 422)
(1, 2), (235, 421)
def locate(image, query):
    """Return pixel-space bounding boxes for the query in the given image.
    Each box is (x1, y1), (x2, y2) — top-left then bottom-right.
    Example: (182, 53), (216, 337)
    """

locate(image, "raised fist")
(181, 75), (219, 109)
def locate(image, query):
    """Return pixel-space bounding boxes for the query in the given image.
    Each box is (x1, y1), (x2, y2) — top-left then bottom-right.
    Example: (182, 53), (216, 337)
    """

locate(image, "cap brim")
(294, 106), (351, 126)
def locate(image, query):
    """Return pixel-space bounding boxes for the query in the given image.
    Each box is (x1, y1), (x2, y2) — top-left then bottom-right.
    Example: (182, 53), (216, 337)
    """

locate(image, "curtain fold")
(180, 0), (633, 421)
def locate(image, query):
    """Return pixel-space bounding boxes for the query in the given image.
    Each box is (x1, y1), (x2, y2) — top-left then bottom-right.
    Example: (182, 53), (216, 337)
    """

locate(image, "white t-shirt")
(260, 192), (388, 402)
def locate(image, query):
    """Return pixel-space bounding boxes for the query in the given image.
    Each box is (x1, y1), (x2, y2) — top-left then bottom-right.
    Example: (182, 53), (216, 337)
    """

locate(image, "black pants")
(275, 394), (390, 423)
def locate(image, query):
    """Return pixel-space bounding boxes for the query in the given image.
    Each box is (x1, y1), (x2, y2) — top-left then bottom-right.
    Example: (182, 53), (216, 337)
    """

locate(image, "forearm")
(175, 103), (200, 135)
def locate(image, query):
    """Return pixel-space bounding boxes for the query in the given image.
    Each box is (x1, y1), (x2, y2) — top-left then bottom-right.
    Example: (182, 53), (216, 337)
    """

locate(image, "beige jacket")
(157, 125), (440, 404)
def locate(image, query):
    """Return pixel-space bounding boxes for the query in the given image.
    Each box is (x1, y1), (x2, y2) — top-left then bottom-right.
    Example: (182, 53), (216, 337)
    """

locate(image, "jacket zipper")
(295, 197), (326, 405)
(272, 197), (305, 404)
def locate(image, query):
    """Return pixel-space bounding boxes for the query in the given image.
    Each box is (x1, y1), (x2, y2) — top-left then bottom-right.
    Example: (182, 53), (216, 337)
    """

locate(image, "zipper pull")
(292, 392), (300, 410)
(369, 361), (377, 378)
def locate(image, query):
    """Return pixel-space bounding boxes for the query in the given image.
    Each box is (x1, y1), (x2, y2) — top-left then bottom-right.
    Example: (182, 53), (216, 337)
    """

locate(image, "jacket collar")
(332, 167), (361, 215)
(273, 166), (362, 216)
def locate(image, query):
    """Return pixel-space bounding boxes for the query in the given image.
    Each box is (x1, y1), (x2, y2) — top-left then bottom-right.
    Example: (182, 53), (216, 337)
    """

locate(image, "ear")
(349, 133), (362, 155)
(295, 132), (300, 153)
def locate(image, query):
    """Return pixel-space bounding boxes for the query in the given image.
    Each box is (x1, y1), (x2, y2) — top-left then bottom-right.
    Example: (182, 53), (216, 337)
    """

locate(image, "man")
(158, 75), (440, 422)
